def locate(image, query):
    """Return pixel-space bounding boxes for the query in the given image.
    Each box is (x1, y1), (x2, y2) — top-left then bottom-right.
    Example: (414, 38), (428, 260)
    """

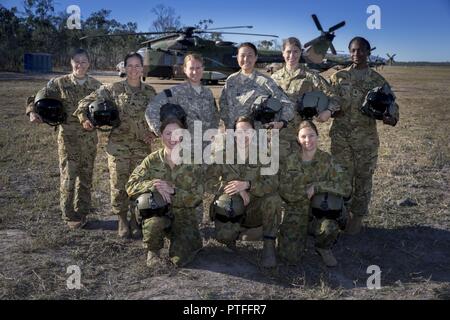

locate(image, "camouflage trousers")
(278, 201), (342, 264)
(330, 130), (379, 217)
(106, 141), (150, 217)
(142, 207), (203, 266)
(57, 127), (97, 221)
(215, 194), (282, 243)
(277, 201), (309, 264)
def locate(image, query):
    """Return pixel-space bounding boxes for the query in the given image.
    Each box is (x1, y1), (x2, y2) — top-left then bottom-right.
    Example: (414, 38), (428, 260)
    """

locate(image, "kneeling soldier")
(207, 116), (282, 268)
(126, 117), (203, 268)
(278, 120), (351, 266)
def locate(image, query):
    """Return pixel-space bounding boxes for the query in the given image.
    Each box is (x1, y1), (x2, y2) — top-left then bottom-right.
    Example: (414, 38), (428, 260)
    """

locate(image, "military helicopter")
(80, 14), (346, 83)
(368, 47), (386, 69)
(386, 53), (397, 66)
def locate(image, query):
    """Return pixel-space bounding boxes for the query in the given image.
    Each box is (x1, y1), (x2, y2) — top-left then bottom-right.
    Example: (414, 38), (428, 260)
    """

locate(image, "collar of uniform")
(283, 64), (307, 79)
(348, 63), (372, 79)
(122, 80), (144, 94)
(297, 148), (326, 165)
(159, 148), (184, 170)
(69, 73), (89, 86)
(186, 81), (203, 95)
(238, 69), (257, 81)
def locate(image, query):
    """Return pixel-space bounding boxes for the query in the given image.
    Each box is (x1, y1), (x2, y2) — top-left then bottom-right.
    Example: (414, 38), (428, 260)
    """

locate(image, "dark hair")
(160, 118), (187, 133)
(124, 52), (143, 67)
(348, 37), (371, 52)
(70, 48), (89, 61)
(282, 37), (302, 51)
(297, 120), (319, 136)
(238, 42), (258, 56)
(234, 116), (255, 130)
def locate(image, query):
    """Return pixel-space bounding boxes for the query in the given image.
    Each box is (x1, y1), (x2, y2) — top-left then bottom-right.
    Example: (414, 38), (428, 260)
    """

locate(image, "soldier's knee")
(142, 216), (171, 235)
(214, 221), (240, 243)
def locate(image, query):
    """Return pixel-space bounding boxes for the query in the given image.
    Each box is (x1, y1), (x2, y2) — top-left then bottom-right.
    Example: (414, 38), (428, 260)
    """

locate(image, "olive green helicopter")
(81, 14), (347, 84)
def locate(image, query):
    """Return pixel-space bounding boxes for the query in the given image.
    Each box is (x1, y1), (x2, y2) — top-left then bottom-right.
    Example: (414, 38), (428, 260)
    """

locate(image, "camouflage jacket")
(329, 64), (399, 137)
(75, 80), (156, 143)
(272, 65), (340, 141)
(145, 82), (220, 136)
(219, 70), (295, 129)
(279, 148), (351, 204)
(205, 144), (278, 199)
(26, 73), (102, 129)
(271, 64), (340, 112)
(126, 148), (204, 208)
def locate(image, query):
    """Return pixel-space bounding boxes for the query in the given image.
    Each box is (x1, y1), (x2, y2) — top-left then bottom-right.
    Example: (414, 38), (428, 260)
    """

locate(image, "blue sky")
(3, 0), (450, 61)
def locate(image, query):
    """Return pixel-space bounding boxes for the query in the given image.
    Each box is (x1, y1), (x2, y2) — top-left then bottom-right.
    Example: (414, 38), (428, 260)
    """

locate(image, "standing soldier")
(145, 53), (220, 142)
(278, 120), (351, 266)
(219, 42), (295, 132)
(26, 49), (101, 229)
(329, 37), (399, 234)
(126, 117), (204, 268)
(271, 37), (340, 157)
(75, 52), (156, 239)
(206, 116), (282, 268)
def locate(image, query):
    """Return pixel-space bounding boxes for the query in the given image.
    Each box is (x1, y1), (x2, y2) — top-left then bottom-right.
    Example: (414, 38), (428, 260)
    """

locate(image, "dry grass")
(1, 66), (449, 299)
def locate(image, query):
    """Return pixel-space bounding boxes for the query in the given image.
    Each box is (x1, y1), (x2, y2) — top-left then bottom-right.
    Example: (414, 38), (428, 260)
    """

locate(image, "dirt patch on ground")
(1, 66), (449, 299)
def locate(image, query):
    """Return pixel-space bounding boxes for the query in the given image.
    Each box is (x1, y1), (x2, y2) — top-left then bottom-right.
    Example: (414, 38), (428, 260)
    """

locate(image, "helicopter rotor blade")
(329, 42), (337, 55)
(79, 31), (175, 40)
(311, 14), (324, 32)
(303, 36), (323, 49)
(197, 31), (278, 37)
(328, 21), (346, 33)
(202, 26), (253, 31)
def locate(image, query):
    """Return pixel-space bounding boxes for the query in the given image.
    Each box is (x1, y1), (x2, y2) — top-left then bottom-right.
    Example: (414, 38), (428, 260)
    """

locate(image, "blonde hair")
(183, 53), (204, 68)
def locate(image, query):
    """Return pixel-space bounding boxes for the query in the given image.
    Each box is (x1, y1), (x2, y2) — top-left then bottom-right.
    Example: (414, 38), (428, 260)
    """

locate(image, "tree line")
(0, 1), (221, 72)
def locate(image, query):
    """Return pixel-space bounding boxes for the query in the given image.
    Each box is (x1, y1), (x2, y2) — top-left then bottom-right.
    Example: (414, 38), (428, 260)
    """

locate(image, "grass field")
(0, 66), (449, 299)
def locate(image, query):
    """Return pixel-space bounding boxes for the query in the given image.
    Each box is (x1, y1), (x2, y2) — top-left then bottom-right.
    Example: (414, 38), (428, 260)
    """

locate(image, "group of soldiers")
(26, 35), (399, 269)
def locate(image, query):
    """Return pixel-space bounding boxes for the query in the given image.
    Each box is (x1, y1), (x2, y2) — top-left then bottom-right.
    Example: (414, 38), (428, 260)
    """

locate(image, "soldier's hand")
(159, 190), (173, 204)
(306, 184), (315, 200)
(154, 180), (175, 196)
(239, 190), (250, 206)
(316, 110), (332, 123)
(29, 112), (42, 124)
(264, 121), (284, 130)
(224, 180), (250, 195)
(382, 114), (397, 126)
(82, 120), (95, 131)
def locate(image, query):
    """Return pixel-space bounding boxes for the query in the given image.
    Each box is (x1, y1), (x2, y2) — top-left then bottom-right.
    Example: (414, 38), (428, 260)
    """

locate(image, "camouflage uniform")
(75, 81), (156, 219)
(329, 64), (399, 217)
(26, 74), (101, 222)
(278, 149), (351, 264)
(271, 65), (340, 158)
(205, 144), (282, 243)
(145, 82), (220, 137)
(126, 148), (203, 266)
(219, 70), (295, 129)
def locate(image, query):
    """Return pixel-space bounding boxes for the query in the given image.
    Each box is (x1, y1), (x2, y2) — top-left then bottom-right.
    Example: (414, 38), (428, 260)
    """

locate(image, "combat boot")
(118, 213), (130, 238)
(146, 250), (163, 269)
(261, 239), (277, 268)
(345, 212), (363, 235)
(129, 214), (142, 240)
(316, 247), (338, 267)
(239, 226), (263, 241)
